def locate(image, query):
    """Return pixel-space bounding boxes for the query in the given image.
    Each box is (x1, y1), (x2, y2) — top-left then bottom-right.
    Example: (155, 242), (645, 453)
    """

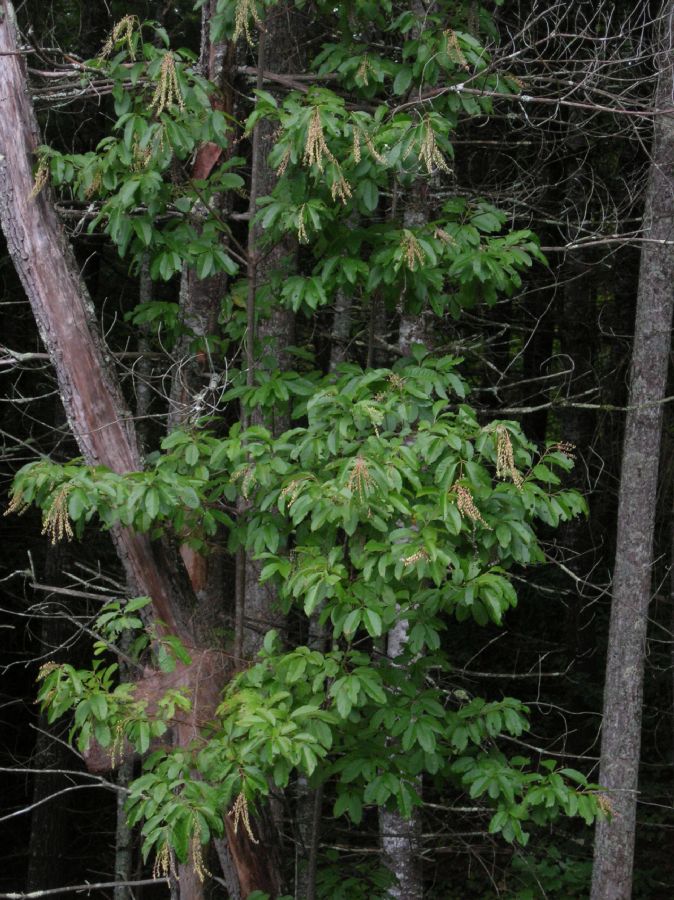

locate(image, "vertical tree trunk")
(329, 288), (352, 372)
(168, 0), (234, 436)
(591, 5), (674, 897)
(242, 0), (302, 659)
(26, 551), (70, 893)
(378, 627), (423, 900)
(379, 314), (424, 899)
(169, 0), (233, 608)
(379, 132), (427, 900)
(113, 753), (134, 900)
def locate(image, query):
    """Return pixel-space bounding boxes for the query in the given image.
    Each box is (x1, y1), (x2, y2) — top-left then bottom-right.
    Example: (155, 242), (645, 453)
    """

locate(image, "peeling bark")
(0, 5), (281, 895)
(0, 0), (194, 642)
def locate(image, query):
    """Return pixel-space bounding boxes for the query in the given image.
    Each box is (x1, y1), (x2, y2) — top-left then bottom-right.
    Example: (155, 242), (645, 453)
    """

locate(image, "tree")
(0, 1), (279, 895)
(0, 1), (625, 896)
(590, 2), (674, 897)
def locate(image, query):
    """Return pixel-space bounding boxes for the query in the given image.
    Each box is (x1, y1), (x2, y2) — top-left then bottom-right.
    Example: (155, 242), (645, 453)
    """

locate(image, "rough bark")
(242, 0), (302, 660)
(169, 0), (234, 608)
(167, 0), (234, 437)
(0, 5), (280, 895)
(0, 0), (194, 643)
(590, 5), (674, 897)
(113, 757), (134, 900)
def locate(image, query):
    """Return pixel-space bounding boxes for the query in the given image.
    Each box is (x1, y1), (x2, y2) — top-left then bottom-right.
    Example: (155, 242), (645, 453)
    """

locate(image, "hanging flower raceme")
(150, 53), (185, 116)
(495, 425), (524, 489)
(228, 791), (259, 843)
(452, 482), (491, 529)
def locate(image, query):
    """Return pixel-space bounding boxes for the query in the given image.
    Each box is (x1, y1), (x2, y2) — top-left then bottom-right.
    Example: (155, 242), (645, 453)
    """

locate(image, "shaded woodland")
(1, 1), (674, 898)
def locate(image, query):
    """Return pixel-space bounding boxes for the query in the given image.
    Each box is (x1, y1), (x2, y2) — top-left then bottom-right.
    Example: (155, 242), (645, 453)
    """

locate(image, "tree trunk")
(26, 550), (70, 893)
(169, 0), (233, 610)
(378, 623), (423, 900)
(384, 220), (424, 900)
(329, 288), (352, 372)
(0, 0), (194, 643)
(378, 141), (426, 900)
(242, 0), (302, 659)
(590, 5), (674, 897)
(168, 0), (234, 438)
(113, 759), (134, 900)
(0, 4), (281, 895)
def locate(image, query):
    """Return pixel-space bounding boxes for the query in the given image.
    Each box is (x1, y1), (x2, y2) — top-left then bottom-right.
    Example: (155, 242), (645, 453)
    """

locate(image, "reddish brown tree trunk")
(0, 0), (193, 642)
(0, 4), (281, 896)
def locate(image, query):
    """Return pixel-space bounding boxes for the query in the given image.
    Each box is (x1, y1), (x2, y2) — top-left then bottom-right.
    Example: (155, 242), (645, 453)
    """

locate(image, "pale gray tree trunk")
(591, 4), (674, 897)
(378, 624), (423, 900)
(379, 355), (423, 900)
(378, 183), (426, 900)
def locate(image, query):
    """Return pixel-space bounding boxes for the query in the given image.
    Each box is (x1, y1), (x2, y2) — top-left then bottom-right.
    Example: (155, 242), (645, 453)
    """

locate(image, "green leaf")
(359, 180), (379, 212)
(495, 524), (511, 548)
(137, 721), (151, 755)
(362, 608), (382, 637)
(145, 488), (160, 519)
(393, 67), (413, 94)
(67, 488), (89, 522)
(89, 693), (108, 721)
(343, 609), (361, 638)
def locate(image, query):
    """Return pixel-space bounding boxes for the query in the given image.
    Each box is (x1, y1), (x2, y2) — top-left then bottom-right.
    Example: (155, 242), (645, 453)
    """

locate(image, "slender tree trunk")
(294, 590), (329, 899)
(135, 256), (154, 452)
(379, 155), (426, 900)
(378, 626), (423, 900)
(169, 0), (233, 606)
(329, 288), (352, 373)
(591, 5), (674, 897)
(242, 0), (302, 659)
(113, 743), (134, 900)
(26, 548), (70, 893)
(380, 392), (425, 888)
(294, 311), (354, 895)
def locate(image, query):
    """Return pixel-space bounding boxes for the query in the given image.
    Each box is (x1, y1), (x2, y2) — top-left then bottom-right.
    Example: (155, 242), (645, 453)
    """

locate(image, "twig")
(0, 879), (169, 898)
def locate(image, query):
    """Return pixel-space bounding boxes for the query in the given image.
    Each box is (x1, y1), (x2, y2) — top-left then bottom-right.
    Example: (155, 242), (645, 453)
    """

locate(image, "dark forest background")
(1, 1), (674, 897)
